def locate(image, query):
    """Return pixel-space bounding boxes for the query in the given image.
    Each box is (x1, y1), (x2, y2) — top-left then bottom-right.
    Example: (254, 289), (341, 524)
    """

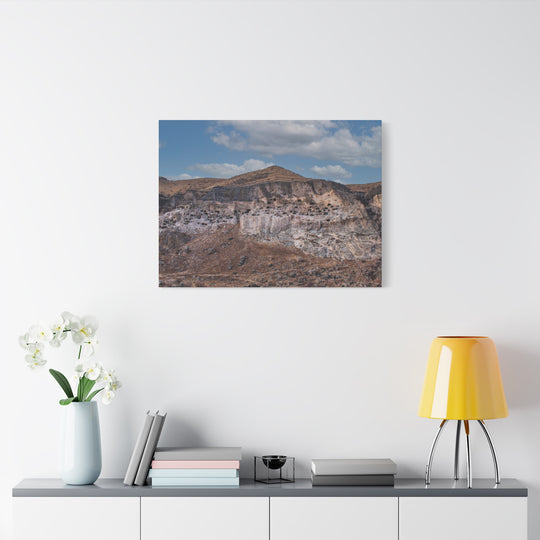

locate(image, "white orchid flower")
(25, 342), (45, 359)
(98, 369), (111, 385)
(81, 316), (98, 335)
(71, 363), (85, 384)
(24, 344), (46, 368)
(28, 324), (53, 344)
(79, 336), (99, 358)
(69, 319), (83, 342)
(71, 316), (99, 344)
(85, 363), (102, 381)
(26, 357), (47, 369)
(18, 334), (30, 350)
(61, 311), (78, 328)
(103, 370), (122, 392)
(101, 389), (115, 404)
(30, 343), (44, 354)
(50, 316), (65, 334)
(50, 333), (68, 348)
(65, 313), (83, 339)
(49, 317), (68, 347)
(109, 380), (122, 392)
(110, 372), (122, 392)
(74, 363), (85, 375)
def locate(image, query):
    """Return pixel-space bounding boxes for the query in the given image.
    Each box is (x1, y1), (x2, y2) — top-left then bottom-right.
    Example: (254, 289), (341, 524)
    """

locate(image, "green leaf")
(77, 376), (96, 402)
(49, 369), (74, 398)
(82, 378), (96, 401)
(59, 397), (76, 406)
(86, 387), (104, 402)
(77, 376), (86, 402)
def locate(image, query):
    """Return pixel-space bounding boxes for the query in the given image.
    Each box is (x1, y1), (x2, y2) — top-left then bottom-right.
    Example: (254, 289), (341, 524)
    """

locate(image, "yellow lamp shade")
(418, 336), (508, 420)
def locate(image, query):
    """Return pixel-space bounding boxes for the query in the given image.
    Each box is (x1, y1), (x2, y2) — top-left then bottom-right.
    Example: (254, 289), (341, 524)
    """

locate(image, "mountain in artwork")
(159, 166), (381, 287)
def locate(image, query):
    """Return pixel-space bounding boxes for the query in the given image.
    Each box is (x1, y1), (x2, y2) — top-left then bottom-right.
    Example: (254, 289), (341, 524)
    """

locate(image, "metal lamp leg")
(454, 420), (462, 480)
(425, 418), (499, 488)
(464, 420), (472, 488)
(425, 419), (448, 485)
(478, 420), (501, 484)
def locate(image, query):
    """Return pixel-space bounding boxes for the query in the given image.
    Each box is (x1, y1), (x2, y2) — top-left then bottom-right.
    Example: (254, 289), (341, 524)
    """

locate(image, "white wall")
(1, 0), (539, 537)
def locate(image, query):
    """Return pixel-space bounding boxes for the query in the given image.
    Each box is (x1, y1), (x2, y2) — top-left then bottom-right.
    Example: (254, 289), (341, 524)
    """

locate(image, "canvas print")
(159, 121), (382, 287)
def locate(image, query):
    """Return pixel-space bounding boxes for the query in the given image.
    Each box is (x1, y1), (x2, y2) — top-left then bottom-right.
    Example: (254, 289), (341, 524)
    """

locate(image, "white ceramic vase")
(60, 401), (102, 485)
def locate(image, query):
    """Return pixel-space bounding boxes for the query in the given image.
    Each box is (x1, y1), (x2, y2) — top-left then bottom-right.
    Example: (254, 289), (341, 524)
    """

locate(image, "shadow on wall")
(158, 413), (210, 447)
(381, 121), (390, 288)
(498, 343), (540, 410)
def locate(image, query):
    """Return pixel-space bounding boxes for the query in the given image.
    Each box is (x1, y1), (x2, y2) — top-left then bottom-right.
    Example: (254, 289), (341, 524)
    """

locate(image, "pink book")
(151, 460), (240, 469)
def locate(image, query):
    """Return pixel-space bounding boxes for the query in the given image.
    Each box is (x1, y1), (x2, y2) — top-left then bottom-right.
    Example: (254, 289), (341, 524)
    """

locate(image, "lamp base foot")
(424, 419), (500, 488)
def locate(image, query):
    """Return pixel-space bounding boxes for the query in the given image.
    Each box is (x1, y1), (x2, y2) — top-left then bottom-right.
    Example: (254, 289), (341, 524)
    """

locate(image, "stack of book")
(311, 458), (397, 486)
(148, 447), (242, 487)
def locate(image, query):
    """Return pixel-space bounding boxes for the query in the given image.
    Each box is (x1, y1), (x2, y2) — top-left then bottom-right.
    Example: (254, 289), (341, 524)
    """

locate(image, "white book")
(311, 458), (397, 476)
(123, 411), (154, 486)
(134, 412), (167, 486)
(153, 447), (242, 461)
(148, 468), (239, 478)
(151, 476), (240, 487)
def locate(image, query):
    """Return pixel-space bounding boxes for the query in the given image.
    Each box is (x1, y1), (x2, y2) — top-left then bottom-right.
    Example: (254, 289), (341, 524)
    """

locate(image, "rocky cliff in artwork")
(159, 166), (382, 287)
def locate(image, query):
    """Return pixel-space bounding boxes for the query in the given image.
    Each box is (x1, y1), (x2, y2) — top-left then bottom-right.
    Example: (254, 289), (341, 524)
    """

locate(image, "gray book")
(123, 410), (154, 486)
(311, 459), (397, 476)
(153, 447), (242, 461)
(312, 474), (395, 486)
(134, 412), (167, 486)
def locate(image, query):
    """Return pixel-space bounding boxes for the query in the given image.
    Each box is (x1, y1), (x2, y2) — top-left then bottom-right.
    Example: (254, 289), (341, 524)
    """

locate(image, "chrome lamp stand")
(425, 419), (500, 488)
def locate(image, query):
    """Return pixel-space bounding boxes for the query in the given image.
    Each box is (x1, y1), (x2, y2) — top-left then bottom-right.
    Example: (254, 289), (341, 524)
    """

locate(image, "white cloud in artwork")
(311, 165), (352, 180)
(211, 121), (381, 167)
(169, 173), (195, 180)
(191, 158), (274, 178)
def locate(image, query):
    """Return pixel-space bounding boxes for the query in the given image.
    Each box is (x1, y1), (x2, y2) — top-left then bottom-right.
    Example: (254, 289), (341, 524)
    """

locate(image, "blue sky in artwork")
(159, 120), (381, 184)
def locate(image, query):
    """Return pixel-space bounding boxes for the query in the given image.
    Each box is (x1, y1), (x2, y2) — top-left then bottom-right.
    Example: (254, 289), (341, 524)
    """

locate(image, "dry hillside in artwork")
(159, 166), (381, 287)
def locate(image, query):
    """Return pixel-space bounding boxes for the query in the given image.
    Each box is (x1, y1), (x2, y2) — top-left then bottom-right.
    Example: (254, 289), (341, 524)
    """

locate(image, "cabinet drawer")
(270, 497), (398, 540)
(399, 497), (527, 540)
(13, 497), (139, 540)
(141, 497), (269, 540)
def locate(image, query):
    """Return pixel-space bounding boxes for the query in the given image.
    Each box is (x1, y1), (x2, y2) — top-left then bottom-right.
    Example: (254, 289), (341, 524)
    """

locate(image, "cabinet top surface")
(13, 478), (527, 497)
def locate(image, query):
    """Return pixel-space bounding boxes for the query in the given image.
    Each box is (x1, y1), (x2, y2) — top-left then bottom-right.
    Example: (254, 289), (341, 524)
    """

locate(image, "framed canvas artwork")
(159, 120), (381, 287)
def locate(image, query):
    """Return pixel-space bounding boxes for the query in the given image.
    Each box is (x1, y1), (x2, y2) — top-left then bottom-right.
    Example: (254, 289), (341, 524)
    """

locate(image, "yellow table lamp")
(418, 336), (508, 488)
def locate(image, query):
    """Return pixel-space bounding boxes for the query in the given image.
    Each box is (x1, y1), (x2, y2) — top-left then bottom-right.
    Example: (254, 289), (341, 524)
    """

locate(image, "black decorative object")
(255, 455), (295, 484)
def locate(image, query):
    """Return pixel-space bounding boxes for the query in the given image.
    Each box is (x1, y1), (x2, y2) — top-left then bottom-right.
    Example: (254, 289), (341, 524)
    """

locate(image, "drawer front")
(270, 497), (398, 540)
(142, 497), (269, 540)
(13, 497), (139, 540)
(399, 497), (527, 540)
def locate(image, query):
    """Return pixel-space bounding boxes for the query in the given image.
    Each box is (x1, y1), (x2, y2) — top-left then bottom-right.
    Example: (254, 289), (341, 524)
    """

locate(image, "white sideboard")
(12, 497), (139, 540)
(270, 496), (397, 540)
(142, 497), (269, 540)
(12, 478), (528, 540)
(400, 496), (527, 540)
